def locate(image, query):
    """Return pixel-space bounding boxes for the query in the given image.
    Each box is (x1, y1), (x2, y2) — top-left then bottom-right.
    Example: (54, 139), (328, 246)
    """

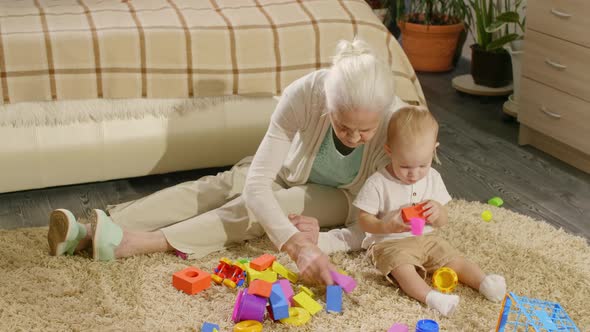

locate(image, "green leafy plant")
(466, 0), (526, 52)
(394, 0), (470, 26)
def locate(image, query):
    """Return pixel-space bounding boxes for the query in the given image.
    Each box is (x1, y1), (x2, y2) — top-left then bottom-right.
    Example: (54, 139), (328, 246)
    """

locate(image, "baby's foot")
(479, 274), (506, 302)
(426, 290), (460, 316)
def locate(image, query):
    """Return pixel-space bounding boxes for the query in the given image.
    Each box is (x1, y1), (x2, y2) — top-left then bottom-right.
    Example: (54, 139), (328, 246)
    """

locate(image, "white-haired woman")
(48, 39), (405, 285)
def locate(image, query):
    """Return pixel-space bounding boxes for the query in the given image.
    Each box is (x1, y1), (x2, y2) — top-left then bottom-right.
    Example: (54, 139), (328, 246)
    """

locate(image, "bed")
(0, 0), (425, 193)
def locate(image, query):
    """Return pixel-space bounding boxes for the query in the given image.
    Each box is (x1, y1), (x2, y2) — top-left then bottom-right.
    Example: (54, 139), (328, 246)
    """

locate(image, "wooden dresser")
(518, 0), (590, 173)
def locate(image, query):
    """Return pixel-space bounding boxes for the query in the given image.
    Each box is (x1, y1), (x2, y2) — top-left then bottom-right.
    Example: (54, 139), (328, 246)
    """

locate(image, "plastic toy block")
(329, 270), (357, 293)
(488, 196), (504, 207)
(248, 279), (273, 298)
(172, 267), (211, 295)
(269, 283), (290, 320)
(432, 267), (458, 294)
(293, 291), (322, 315)
(249, 253), (276, 271)
(232, 288), (267, 323)
(201, 322), (220, 332)
(388, 323), (409, 332)
(401, 202), (427, 223)
(326, 285), (342, 314)
(246, 267), (277, 283)
(278, 279), (295, 305)
(298, 285), (314, 298)
(233, 320), (263, 332)
(279, 307), (311, 326)
(496, 292), (580, 332)
(237, 258), (250, 264)
(416, 319), (439, 332)
(271, 261), (298, 283)
(337, 269), (349, 276)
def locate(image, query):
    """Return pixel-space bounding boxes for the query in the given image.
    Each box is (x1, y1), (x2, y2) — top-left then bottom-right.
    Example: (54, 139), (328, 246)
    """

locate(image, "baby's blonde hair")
(324, 39), (394, 114)
(387, 106), (440, 162)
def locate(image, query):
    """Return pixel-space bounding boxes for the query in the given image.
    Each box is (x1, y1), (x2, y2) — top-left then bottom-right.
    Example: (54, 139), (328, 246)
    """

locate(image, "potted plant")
(465, 0), (526, 88)
(395, 0), (470, 72)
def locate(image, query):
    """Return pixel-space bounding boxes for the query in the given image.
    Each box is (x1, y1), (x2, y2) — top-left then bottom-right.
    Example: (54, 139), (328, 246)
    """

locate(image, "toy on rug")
(481, 210), (493, 222)
(388, 323), (409, 332)
(233, 320), (263, 332)
(416, 319), (439, 332)
(212, 258), (247, 288)
(410, 217), (426, 236)
(495, 292), (580, 332)
(201, 322), (220, 332)
(432, 267), (458, 294)
(172, 266), (211, 295)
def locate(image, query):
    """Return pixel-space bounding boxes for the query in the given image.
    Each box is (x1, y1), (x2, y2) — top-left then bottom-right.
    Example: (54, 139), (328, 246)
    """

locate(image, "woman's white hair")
(324, 39), (394, 114)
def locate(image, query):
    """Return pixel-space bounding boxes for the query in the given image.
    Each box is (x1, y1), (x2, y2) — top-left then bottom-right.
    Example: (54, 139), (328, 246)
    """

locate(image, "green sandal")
(91, 209), (123, 261)
(47, 209), (87, 256)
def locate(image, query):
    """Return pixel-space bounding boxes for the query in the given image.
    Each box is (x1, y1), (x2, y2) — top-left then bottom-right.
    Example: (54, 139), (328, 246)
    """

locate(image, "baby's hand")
(383, 210), (411, 233)
(422, 200), (442, 225)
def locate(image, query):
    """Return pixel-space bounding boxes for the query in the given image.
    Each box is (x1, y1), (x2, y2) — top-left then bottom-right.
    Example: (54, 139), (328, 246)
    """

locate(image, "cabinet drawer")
(527, 0), (590, 48)
(522, 30), (590, 103)
(519, 78), (590, 154)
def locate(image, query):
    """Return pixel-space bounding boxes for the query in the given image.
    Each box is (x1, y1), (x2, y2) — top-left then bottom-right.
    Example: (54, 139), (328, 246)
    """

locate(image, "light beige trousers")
(107, 162), (365, 258)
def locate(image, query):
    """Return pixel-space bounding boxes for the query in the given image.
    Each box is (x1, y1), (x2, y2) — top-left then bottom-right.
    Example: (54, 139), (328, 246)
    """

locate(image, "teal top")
(308, 126), (364, 187)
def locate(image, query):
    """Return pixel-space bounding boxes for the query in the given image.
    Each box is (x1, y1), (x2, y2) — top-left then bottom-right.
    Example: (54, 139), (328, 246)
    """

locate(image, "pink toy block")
(410, 217), (426, 236)
(329, 270), (357, 293)
(388, 323), (409, 332)
(278, 279), (295, 305)
(172, 267), (211, 295)
(250, 254), (276, 271)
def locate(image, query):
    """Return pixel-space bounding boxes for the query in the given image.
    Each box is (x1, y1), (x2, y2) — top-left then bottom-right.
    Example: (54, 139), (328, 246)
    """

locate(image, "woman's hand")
(422, 200), (442, 225)
(382, 210), (411, 233)
(282, 232), (335, 285)
(288, 214), (319, 245)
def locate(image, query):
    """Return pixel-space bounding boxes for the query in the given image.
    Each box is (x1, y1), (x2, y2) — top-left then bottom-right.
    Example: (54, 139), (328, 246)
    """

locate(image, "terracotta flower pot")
(398, 21), (465, 72)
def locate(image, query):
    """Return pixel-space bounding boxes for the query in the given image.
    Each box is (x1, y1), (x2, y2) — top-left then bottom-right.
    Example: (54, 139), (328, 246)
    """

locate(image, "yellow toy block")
(279, 307), (311, 326)
(293, 291), (322, 315)
(271, 261), (298, 283)
(338, 269), (349, 276)
(246, 267), (277, 283)
(298, 285), (314, 298)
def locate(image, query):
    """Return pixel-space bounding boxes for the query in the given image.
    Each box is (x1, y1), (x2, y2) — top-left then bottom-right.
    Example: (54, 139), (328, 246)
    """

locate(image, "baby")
(352, 106), (506, 316)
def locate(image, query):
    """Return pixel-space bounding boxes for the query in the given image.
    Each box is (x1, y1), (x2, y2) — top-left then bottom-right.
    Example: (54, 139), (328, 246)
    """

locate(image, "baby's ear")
(435, 141), (440, 148)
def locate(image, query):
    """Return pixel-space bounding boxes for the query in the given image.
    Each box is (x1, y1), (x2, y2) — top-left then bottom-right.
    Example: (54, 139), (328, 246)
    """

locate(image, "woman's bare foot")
(113, 229), (174, 258)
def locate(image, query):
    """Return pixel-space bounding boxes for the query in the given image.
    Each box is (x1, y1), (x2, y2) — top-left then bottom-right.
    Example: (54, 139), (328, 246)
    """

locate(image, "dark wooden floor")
(1, 59), (589, 241)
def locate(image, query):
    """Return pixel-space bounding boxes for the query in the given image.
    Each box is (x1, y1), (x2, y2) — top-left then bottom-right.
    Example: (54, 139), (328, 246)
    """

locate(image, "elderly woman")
(48, 39), (405, 284)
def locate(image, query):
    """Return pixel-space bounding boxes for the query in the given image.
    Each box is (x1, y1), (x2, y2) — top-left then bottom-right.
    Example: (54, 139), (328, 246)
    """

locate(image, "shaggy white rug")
(1, 200), (588, 331)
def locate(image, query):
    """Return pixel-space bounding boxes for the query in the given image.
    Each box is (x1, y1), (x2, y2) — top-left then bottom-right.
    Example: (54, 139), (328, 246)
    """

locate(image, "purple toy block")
(329, 270), (357, 293)
(278, 279), (294, 305)
(232, 288), (267, 323)
(269, 283), (289, 320)
(388, 323), (409, 332)
(326, 285), (342, 313)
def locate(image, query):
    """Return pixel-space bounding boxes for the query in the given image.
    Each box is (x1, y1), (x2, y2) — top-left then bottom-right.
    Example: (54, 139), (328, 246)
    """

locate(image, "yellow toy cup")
(432, 267), (458, 294)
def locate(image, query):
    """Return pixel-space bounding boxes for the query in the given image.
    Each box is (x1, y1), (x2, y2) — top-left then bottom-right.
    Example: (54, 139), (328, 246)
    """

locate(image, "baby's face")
(387, 137), (436, 185)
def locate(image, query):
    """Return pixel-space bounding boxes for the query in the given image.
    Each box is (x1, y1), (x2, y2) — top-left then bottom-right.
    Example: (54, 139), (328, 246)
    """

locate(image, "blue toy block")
(269, 283), (290, 320)
(496, 292), (580, 332)
(326, 285), (343, 314)
(201, 322), (220, 332)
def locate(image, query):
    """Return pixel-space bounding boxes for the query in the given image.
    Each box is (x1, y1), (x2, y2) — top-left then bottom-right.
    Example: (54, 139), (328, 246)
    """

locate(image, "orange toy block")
(248, 279), (273, 298)
(401, 203), (427, 223)
(172, 267), (211, 295)
(249, 254), (276, 271)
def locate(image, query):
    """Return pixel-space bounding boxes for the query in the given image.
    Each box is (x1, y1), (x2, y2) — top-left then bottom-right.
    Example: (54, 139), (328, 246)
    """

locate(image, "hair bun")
(332, 39), (374, 65)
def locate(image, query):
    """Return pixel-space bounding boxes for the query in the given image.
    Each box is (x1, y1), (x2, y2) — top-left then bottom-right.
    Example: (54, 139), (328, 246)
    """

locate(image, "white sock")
(425, 290), (460, 317)
(479, 274), (506, 302)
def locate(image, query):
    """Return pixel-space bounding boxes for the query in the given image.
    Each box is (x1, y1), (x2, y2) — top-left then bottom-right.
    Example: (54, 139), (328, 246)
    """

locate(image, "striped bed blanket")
(0, 0), (425, 105)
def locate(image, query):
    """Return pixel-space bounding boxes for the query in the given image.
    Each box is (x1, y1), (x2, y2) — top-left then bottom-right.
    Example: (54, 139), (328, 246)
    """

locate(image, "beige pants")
(107, 162), (365, 258)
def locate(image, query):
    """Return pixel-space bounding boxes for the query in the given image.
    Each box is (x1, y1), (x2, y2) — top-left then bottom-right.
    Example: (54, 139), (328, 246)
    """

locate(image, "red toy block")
(172, 266), (211, 295)
(249, 253), (276, 271)
(248, 279), (273, 298)
(401, 202), (427, 223)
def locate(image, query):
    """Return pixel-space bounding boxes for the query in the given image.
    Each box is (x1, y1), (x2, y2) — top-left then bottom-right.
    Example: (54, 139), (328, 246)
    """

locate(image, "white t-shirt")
(352, 167), (452, 249)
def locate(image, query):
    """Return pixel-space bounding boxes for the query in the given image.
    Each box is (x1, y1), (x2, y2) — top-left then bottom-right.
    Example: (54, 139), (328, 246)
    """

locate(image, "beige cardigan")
(243, 70), (406, 249)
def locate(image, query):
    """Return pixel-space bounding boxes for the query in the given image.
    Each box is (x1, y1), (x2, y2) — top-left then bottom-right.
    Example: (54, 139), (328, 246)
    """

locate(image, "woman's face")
(329, 109), (382, 148)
